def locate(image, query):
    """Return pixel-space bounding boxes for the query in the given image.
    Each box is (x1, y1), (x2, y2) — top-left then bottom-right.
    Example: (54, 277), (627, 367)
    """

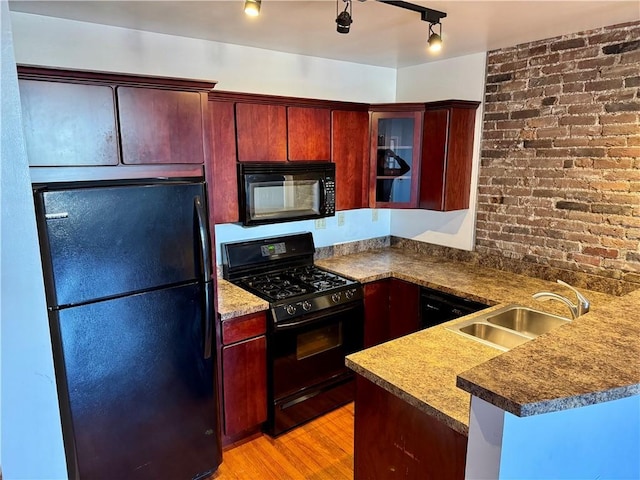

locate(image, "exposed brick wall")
(476, 21), (640, 286)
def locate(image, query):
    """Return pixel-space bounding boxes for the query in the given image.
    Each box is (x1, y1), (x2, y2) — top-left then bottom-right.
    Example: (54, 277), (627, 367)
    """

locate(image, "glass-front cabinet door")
(369, 110), (422, 207)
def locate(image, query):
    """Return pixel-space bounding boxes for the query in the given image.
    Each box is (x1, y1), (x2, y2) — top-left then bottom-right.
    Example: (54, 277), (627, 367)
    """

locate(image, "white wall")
(1, 3), (67, 478)
(465, 394), (640, 479)
(10, 12), (396, 103)
(392, 52), (487, 250)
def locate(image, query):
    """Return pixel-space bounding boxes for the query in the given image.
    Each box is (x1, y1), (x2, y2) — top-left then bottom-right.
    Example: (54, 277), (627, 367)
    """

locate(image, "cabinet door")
(236, 103), (287, 162)
(389, 279), (420, 340)
(208, 101), (239, 224)
(369, 111), (422, 208)
(332, 110), (369, 210)
(222, 335), (267, 437)
(117, 87), (205, 164)
(420, 104), (478, 211)
(19, 79), (119, 167)
(287, 106), (331, 161)
(363, 280), (390, 348)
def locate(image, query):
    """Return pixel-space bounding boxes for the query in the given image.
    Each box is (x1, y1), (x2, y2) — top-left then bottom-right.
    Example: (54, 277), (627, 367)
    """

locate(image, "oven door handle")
(273, 302), (361, 331)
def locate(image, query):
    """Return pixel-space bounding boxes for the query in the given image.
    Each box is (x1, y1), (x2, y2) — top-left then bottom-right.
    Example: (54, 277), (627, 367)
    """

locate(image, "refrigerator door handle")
(195, 195), (213, 359)
(195, 196), (213, 281)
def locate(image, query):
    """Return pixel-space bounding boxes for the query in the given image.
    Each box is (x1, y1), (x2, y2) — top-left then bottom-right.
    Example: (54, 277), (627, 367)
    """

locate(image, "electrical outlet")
(337, 212), (345, 226)
(372, 209), (379, 222)
(315, 218), (326, 230)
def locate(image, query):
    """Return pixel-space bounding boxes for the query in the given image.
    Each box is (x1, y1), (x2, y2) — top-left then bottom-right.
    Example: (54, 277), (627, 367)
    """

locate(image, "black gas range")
(221, 232), (364, 436)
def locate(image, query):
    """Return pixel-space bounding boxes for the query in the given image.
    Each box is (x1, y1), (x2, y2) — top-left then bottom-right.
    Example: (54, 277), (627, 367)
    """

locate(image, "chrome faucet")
(532, 280), (590, 320)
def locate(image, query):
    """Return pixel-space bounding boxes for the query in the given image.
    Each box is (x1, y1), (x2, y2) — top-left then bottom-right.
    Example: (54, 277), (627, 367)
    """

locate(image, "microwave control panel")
(325, 179), (335, 214)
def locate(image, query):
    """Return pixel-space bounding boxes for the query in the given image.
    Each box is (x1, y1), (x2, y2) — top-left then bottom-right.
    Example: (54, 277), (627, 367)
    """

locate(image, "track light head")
(244, 0), (261, 17)
(336, 1), (353, 34)
(427, 22), (442, 52)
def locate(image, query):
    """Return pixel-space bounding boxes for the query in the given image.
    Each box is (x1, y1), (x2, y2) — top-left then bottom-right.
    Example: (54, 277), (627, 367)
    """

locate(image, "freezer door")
(36, 181), (208, 307)
(52, 283), (220, 480)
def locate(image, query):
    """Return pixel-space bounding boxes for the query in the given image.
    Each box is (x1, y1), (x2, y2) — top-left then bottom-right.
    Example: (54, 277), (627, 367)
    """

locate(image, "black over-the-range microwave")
(237, 162), (336, 226)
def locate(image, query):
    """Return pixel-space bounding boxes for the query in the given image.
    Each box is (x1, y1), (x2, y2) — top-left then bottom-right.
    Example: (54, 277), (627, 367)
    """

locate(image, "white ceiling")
(8, 0), (640, 68)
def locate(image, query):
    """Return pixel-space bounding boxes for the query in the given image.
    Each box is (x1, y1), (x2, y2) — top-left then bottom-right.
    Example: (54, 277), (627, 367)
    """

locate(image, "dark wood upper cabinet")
(420, 102), (479, 211)
(287, 106), (331, 161)
(235, 103), (287, 162)
(117, 87), (206, 164)
(18, 79), (119, 167)
(369, 100), (480, 212)
(17, 66), (216, 170)
(207, 101), (239, 224)
(332, 110), (369, 210)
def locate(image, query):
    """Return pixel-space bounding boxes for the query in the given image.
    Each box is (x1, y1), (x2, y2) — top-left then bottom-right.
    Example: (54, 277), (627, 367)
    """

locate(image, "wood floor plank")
(211, 404), (354, 480)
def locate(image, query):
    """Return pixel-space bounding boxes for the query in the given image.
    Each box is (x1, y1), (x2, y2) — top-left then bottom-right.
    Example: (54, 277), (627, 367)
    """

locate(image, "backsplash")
(476, 21), (640, 287)
(391, 237), (638, 296)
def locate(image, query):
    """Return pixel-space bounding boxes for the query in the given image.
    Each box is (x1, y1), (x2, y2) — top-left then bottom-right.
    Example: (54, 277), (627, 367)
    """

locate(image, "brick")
(571, 125), (603, 136)
(598, 113), (638, 124)
(600, 65), (640, 78)
(523, 139), (553, 148)
(529, 75), (562, 87)
(485, 112), (510, 121)
(500, 60), (529, 72)
(485, 84), (499, 93)
(558, 93), (593, 104)
(563, 71), (598, 83)
(482, 149), (510, 158)
(628, 136), (640, 146)
(588, 137), (627, 147)
(488, 50), (518, 64)
(496, 119), (526, 130)
(602, 124), (640, 135)
(570, 147), (607, 157)
(553, 138), (590, 147)
(569, 254), (602, 267)
(593, 158), (635, 169)
(590, 180), (630, 191)
(487, 73), (514, 83)
(591, 204), (634, 215)
(602, 40), (640, 55)
(486, 93), (513, 103)
(542, 97), (558, 106)
(535, 148), (572, 157)
(576, 57), (617, 70)
(588, 29), (633, 46)
(499, 80), (529, 92)
(620, 50), (640, 65)
(511, 109), (541, 119)
(582, 246), (620, 258)
(517, 44), (548, 59)
(559, 47), (601, 62)
(562, 82), (585, 93)
(625, 77), (640, 87)
(605, 102), (640, 113)
(584, 79), (625, 91)
(541, 63), (576, 74)
(596, 91), (637, 103)
(529, 53), (561, 66)
(568, 104), (603, 114)
(559, 115), (598, 126)
(608, 147), (640, 157)
(550, 38), (587, 51)
(556, 201), (590, 212)
(536, 127), (569, 138)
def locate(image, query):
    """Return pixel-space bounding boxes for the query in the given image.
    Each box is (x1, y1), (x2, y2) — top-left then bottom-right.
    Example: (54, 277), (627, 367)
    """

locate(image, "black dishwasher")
(420, 287), (489, 329)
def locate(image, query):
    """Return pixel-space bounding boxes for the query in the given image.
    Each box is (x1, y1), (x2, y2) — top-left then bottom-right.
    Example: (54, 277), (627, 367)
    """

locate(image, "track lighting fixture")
(336, 0), (353, 34)
(427, 21), (442, 52)
(376, 1), (446, 51)
(244, 0), (261, 17)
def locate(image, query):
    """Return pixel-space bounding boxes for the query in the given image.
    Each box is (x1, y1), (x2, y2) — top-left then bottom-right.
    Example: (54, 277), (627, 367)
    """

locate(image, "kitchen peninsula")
(217, 245), (640, 479)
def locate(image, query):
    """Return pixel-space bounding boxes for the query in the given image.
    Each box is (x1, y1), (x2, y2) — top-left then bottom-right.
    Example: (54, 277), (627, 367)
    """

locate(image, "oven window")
(251, 177), (321, 220)
(296, 323), (343, 360)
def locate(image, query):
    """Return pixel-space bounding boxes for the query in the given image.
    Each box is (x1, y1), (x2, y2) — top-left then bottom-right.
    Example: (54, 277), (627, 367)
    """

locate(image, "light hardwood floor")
(211, 403), (354, 480)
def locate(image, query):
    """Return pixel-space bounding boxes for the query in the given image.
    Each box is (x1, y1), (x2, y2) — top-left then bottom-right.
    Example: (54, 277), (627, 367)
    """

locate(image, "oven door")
(269, 301), (363, 435)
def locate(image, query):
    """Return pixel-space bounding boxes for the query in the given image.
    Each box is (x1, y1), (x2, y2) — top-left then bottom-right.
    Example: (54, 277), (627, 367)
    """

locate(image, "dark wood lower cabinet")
(354, 375), (467, 480)
(220, 312), (267, 442)
(364, 278), (421, 348)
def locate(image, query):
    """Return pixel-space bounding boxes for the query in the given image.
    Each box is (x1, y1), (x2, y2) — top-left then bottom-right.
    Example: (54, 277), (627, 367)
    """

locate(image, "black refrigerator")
(33, 179), (222, 480)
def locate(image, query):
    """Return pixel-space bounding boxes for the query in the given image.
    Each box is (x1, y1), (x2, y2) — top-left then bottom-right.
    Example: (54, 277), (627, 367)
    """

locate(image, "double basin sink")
(447, 304), (571, 351)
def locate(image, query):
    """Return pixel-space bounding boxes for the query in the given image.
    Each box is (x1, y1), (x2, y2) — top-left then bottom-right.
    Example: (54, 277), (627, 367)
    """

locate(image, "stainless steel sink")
(447, 304), (570, 351)
(486, 306), (570, 336)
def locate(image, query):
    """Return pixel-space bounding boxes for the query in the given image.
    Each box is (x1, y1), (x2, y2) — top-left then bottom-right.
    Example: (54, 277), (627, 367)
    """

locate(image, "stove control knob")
(302, 301), (312, 311)
(331, 293), (342, 303)
(285, 304), (297, 315)
(345, 289), (355, 299)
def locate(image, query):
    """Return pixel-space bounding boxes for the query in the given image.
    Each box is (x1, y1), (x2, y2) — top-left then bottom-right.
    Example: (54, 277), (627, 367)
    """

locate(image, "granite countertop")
(315, 248), (638, 436)
(214, 247), (639, 437)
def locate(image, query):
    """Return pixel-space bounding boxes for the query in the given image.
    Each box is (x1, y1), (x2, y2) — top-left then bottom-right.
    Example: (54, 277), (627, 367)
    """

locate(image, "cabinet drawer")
(222, 311), (267, 345)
